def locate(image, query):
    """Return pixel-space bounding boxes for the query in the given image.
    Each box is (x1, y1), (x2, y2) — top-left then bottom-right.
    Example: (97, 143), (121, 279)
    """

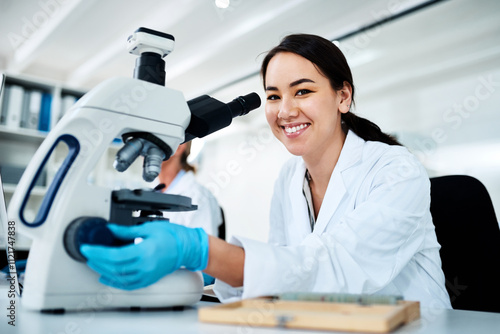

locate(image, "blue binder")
(38, 92), (52, 132)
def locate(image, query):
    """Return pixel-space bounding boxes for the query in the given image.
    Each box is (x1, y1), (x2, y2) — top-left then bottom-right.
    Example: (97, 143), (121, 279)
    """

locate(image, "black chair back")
(430, 175), (500, 312)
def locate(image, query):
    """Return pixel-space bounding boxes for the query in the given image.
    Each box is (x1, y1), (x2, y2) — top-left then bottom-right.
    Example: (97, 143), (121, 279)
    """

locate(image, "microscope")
(7, 27), (260, 312)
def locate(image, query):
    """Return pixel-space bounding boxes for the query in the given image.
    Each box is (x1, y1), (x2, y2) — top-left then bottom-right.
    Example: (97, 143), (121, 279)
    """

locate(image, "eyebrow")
(265, 78), (315, 91)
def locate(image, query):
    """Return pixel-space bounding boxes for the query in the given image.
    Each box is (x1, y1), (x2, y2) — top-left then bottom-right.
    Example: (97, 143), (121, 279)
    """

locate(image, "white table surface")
(1, 289), (500, 334)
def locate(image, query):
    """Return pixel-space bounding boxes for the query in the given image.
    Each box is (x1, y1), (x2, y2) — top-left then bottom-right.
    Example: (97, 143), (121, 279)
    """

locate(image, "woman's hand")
(80, 221), (209, 290)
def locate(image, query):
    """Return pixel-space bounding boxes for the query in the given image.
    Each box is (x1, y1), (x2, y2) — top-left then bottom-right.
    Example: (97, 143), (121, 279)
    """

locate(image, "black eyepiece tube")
(184, 92), (261, 142)
(226, 93), (261, 118)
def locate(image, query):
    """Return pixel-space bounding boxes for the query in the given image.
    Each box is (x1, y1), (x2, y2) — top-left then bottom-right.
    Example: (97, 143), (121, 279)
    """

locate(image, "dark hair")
(180, 141), (196, 173)
(261, 34), (401, 146)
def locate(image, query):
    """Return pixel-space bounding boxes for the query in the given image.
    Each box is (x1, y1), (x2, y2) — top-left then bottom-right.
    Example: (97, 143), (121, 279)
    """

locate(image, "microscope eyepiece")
(227, 93), (261, 117)
(185, 92), (261, 142)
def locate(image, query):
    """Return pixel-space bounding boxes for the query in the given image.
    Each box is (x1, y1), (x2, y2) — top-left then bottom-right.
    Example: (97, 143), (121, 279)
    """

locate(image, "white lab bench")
(1, 288), (500, 334)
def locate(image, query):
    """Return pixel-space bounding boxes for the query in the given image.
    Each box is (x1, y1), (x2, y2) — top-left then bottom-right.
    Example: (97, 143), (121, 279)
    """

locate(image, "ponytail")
(341, 112), (401, 146)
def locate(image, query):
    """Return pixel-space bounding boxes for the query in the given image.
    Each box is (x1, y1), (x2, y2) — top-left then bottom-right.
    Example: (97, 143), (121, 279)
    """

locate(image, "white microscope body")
(7, 28), (260, 311)
(9, 77), (202, 311)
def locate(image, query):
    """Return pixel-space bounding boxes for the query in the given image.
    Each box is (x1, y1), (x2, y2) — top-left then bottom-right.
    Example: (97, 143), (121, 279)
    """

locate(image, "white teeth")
(285, 124), (308, 133)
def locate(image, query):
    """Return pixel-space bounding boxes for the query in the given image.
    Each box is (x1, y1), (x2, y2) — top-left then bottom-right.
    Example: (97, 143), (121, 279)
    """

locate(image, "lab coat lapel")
(313, 131), (364, 235)
(166, 170), (191, 194)
(288, 160), (312, 244)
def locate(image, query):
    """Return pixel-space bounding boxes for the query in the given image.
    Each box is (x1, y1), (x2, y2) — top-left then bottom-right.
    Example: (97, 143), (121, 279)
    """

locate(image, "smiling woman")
(210, 34), (452, 308)
(260, 34), (403, 218)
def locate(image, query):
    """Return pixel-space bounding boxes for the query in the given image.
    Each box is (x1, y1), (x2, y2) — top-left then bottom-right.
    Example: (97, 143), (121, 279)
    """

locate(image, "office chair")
(430, 175), (500, 313)
(218, 207), (226, 240)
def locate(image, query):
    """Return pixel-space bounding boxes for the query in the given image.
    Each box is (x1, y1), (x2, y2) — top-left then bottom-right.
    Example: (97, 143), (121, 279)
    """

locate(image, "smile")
(283, 123), (310, 134)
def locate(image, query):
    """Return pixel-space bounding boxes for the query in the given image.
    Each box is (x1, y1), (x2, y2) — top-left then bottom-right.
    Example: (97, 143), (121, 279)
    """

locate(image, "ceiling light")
(215, 0), (230, 9)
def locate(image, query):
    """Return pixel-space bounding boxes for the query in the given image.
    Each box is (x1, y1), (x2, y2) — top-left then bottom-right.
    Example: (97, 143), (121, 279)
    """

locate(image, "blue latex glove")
(202, 272), (215, 286)
(80, 221), (209, 290)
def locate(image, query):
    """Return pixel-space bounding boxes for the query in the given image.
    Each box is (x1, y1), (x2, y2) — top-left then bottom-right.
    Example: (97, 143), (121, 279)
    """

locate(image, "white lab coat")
(214, 130), (451, 308)
(162, 170), (222, 236)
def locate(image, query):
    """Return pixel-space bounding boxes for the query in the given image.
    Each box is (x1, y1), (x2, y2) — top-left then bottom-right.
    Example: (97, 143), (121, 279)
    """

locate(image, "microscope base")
(21, 270), (203, 312)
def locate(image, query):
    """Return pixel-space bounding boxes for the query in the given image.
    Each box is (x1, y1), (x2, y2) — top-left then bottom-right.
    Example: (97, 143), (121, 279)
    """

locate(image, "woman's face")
(264, 52), (350, 161)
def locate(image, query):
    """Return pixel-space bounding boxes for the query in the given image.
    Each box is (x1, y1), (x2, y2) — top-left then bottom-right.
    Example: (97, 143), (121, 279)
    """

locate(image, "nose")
(277, 96), (298, 120)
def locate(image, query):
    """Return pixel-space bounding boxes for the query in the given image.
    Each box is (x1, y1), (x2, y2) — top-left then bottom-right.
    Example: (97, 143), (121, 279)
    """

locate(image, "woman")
(81, 34), (451, 308)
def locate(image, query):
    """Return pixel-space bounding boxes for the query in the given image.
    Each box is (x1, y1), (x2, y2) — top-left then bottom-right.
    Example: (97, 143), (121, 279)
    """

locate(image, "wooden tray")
(199, 297), (420, 333)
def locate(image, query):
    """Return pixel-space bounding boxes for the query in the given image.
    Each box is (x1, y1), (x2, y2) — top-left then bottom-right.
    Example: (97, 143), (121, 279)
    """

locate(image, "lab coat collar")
(165, 170), (193, 194)
(335, 130), (365, 173)
(312, 130), (365, 235)
(286, 131), (366, 242)
(289, 160), (312, 244)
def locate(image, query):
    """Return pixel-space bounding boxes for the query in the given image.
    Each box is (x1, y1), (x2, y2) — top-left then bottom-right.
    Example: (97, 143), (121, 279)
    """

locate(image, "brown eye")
(296, 89), (312, 96)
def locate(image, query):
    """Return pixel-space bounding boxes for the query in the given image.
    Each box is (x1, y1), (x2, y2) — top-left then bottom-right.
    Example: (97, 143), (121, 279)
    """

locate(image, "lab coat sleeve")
(217, 152), (431, 301)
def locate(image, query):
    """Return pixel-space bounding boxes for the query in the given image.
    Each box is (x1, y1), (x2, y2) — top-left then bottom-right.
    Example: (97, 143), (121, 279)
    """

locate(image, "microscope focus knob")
(63, 217), (118, 262)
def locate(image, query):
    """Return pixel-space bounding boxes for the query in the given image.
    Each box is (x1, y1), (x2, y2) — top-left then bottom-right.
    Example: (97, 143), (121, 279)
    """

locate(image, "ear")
(338, 81), (352, 114)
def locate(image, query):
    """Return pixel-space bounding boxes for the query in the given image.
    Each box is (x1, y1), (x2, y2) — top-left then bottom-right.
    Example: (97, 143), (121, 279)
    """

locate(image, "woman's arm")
(204, 235), (245, 287)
